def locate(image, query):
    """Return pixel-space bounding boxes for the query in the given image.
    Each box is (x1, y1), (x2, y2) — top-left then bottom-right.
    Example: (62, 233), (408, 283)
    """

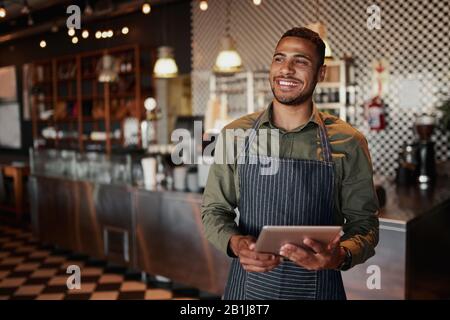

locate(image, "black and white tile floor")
(0, 224), (220, 300)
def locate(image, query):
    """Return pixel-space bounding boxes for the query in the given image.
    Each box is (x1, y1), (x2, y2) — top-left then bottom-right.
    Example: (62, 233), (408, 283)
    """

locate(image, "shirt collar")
(258, 102), (321, 132)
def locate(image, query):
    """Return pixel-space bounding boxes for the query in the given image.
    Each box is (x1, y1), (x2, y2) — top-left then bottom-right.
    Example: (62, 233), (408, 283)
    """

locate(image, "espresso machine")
(415, 114), (436, 186)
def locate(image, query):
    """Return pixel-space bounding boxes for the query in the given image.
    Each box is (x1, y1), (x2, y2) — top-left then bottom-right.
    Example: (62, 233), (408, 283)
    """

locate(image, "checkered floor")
(0, 224), (217, 300)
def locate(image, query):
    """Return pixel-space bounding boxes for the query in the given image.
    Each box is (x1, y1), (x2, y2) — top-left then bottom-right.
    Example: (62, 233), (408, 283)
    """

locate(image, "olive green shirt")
(201, 104), (379, 269)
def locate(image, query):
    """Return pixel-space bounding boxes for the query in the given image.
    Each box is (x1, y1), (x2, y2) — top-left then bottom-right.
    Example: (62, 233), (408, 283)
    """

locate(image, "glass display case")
(30, 148), (132, 185)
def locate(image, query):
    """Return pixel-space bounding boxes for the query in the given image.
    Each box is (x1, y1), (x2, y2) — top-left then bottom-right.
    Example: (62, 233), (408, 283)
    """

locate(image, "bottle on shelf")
(155, 154), (166, 190)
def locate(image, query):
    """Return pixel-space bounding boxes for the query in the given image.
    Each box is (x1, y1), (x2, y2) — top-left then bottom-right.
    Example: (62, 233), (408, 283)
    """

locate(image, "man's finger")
(239, 256), (281, 268)
(327, 233), (341, 251)
(240, 249), (277, 261)
(303, 238), (326, 254)
(279, 244), (312, 262)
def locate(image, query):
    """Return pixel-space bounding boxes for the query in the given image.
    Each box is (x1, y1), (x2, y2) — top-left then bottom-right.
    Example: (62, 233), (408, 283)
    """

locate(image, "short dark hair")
(278, 27), (326, 68)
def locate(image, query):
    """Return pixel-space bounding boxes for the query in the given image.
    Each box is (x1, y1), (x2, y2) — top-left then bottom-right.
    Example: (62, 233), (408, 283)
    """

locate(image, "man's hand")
(229, 235), (282, 273)
(279, 233), (345, 271)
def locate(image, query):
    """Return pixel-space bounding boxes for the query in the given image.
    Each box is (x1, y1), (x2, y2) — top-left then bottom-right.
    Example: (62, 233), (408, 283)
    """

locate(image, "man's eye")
(274, 57), (283, 62)
(296, 59), (308, 65)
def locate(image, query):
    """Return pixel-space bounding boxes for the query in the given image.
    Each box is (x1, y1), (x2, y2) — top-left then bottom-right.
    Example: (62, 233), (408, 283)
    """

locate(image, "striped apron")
(223, 111), (346, 300)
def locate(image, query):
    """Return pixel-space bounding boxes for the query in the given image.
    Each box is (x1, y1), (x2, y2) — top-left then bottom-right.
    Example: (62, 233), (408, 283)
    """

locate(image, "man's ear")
(317, 64), (326, 82)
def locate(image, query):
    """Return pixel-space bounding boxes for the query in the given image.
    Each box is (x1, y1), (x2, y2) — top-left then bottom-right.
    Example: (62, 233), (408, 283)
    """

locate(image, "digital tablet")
(255, 226), (342, 254)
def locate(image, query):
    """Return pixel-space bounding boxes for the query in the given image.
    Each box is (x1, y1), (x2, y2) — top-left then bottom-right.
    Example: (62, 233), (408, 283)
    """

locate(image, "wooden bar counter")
(29, 172), (450, 299)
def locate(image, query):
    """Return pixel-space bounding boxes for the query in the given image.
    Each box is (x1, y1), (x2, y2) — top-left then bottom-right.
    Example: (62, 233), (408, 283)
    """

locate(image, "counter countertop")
(31, 172), (450, 225)
(375, 174), (450, 224)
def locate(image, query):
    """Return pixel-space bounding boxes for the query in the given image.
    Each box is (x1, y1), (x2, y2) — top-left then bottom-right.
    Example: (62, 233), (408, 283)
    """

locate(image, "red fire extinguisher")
(365, 96), (386, 131)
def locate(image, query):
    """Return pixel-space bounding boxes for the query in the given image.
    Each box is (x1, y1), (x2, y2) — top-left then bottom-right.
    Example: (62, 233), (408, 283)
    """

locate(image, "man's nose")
(280, 60), (295, 75)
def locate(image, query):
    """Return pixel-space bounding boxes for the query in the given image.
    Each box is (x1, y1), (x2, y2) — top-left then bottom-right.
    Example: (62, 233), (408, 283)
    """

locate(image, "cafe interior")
(0, 0), (449, 300)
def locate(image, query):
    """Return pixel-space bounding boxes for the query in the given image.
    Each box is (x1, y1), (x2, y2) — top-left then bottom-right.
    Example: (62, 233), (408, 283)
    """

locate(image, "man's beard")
(271, 85), (315, 106)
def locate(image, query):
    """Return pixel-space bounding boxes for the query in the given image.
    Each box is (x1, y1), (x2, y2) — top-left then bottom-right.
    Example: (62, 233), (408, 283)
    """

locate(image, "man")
(201, 27), (379, 300)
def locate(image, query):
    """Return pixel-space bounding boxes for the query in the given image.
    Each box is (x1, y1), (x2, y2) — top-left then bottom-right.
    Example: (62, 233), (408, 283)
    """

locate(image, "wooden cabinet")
(30, 45), (156, 155)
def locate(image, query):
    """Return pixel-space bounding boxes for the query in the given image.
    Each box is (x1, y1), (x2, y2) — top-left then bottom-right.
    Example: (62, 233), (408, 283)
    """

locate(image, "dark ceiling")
(0, 0), (187, 43)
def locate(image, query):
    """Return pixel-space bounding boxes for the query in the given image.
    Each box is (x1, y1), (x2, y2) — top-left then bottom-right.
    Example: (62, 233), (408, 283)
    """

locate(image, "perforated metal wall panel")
(191, 0), (450, 176)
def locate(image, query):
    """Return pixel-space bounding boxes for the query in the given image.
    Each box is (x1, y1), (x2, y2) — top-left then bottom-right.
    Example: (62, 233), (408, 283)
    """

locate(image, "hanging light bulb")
(0, 4), (6, 18)
(153, 46), (178, 78)
(121, 27), (129, 35)
(39, 40), (46, 48)
(199, 0), (208, 11)
(214, 0), (242, 74)
(82, 30), (89, 38)
(142, 2), (151, 14)
(214, 36), (242, 74)
(95, 31), (102, 39)
(72, 36), (78, 44)
(68, 28), (75, 36)
(98, 54), (119, 83)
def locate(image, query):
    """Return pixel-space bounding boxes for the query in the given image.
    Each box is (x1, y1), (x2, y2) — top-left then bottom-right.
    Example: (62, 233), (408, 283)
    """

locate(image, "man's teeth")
(279, 80), (297, 87)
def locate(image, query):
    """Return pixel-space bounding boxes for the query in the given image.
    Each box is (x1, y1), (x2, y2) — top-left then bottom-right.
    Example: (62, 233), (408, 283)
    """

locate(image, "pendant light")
(153, 4), (178, 78)
(307, 0), (333, 59)
(98, 54), (119, 83)
(214, 0), (242, 74)
(153, 46), (178, 78)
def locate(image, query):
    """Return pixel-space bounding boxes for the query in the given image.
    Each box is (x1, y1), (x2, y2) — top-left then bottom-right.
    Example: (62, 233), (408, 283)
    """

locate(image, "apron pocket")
(245, 261), (318, 300)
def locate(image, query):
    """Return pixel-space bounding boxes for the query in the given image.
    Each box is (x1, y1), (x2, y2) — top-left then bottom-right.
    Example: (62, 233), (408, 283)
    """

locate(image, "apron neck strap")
(316, 113), (333, 163)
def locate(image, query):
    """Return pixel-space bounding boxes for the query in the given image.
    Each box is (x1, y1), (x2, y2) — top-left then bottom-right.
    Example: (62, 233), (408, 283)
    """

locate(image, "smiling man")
(201, 27), (379, 300)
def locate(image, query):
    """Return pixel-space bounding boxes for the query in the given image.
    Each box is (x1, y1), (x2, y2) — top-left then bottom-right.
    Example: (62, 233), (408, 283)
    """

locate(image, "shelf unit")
(29, 44), (156, 155)
(313, 58), (356, 122)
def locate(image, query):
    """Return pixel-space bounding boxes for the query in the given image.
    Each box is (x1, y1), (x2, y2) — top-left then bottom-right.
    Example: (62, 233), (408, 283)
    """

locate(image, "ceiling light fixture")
(68, 28), (75, 36)
(98, 55), (119, 83)
(0, 3), (6, 18)
(214, 0), (242, 74)
(95, 31), (102, 39)
(82, 30), (89, 38)
(153, 5), (178, 78)
(199, 0), (208, 11)
(154, 46), (178, 78)
(121, 27), (129, 35)
(142, 2), (151, 14)
(72, 36), (78, 44)
(39, 40), (46, 48)
(307, 0), (333, 59)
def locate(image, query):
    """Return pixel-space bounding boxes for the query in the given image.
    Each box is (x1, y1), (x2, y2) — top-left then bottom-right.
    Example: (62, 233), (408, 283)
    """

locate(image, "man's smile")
(274, 77), (303, 91)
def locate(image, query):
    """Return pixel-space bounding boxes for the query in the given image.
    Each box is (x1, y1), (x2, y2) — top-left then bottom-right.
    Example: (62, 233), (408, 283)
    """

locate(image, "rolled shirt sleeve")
(339, 135), (380, 268)
(201, 129), (241, 256)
